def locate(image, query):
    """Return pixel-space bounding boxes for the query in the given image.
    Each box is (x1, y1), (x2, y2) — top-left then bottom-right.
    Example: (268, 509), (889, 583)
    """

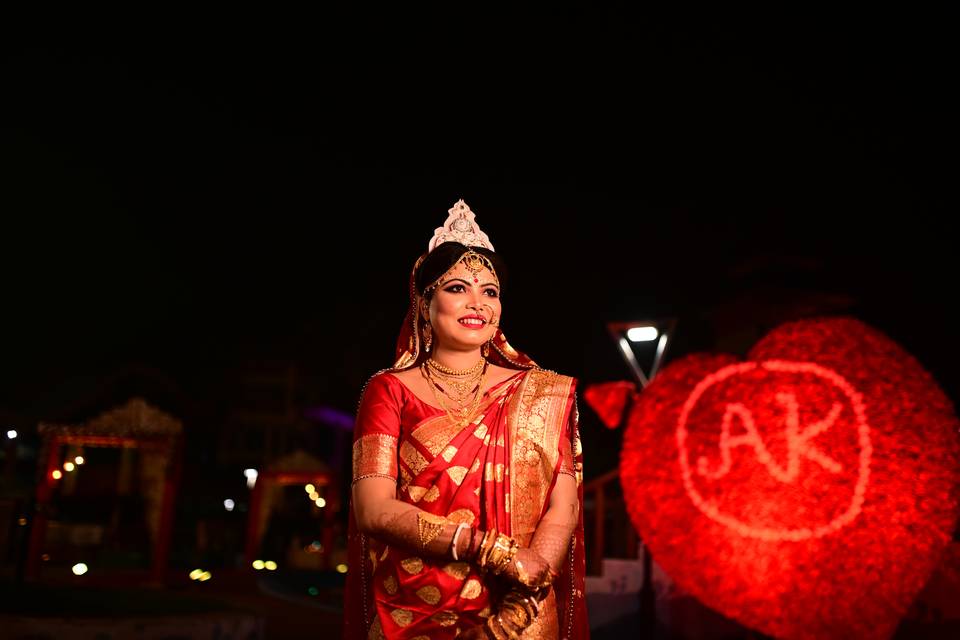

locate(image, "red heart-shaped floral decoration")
(620, 317), (960, 639)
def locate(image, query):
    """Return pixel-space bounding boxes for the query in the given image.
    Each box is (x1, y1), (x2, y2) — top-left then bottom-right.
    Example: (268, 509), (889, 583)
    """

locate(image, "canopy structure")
(29, 397), (183, 583)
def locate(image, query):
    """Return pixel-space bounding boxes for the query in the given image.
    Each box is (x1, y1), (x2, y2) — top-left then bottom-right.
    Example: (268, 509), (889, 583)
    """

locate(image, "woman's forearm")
(355, 492), (477, 561)
(528, 479), (579, 573)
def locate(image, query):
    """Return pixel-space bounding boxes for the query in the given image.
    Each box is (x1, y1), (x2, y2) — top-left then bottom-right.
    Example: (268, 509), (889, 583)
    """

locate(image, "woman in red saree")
(344, 201), (588, 639)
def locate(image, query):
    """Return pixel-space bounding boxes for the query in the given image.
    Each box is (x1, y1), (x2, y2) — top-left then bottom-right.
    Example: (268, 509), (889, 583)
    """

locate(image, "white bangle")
(451, 523), (469, 561)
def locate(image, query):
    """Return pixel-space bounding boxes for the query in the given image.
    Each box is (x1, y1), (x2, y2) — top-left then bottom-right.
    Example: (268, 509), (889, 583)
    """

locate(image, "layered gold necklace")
(421, 357), (488, 426)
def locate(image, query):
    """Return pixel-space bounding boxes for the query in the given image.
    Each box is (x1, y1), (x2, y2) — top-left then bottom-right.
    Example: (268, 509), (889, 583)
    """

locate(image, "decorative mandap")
(28, 397), (183, 583)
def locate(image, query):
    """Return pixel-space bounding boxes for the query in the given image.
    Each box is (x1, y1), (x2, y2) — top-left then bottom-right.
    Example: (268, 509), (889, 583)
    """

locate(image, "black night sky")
(2, 11), (956, 477)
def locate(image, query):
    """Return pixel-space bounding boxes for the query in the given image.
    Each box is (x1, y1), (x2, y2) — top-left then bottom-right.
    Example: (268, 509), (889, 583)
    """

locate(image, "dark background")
(2, 9), (956, 476)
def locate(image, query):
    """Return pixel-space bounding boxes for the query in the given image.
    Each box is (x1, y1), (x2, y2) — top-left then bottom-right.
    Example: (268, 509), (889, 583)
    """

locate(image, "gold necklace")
(421, 360), (489, 426)
(428, 368), (483, 405)
(426, 357), (485, 377)
(423, 363), (482, 406)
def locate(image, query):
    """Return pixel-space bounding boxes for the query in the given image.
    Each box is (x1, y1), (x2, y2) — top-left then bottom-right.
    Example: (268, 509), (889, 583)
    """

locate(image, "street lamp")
(607, 317), (676, 631)
(607, 319), (676, 388)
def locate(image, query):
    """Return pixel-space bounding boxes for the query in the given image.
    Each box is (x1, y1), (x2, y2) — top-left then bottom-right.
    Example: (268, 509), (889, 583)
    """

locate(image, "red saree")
(344, 367), (589, 639)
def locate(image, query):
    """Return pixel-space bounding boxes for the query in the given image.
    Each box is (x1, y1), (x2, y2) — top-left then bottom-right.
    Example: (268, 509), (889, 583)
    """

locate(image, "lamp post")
(607, 318), (676, 631)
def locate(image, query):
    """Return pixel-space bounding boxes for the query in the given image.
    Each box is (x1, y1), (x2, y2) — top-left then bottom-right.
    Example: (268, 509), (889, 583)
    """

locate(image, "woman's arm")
(353, 476), (478, 560)
(529, 473), (579, 573)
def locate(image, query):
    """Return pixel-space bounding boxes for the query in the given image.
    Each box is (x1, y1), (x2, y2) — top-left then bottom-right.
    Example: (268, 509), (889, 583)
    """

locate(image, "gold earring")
(482, 339), (491, 358)
(423, 323), (432, 352)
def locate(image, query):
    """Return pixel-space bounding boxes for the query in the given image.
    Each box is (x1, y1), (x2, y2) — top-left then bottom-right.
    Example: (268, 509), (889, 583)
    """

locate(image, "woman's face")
(425, 260), (501, 353)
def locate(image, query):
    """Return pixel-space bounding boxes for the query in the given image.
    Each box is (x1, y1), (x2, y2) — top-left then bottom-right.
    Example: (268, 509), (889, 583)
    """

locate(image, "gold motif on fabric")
(400, 441), (429, 476)
(400, 557), (424, 574)
(416, 585), (442, 605)
(443, 562), (470, 580)
(431, 611), (458, 626)
(446, 466), (468, 485)
(469, 459), (481, 473)
(484, 463), (504, 482)
(423, 486), (440, 502)
(390, 608), (414, 627)
(473, 424), (488, 439)
(559, 429), (576, 478)
(446, 508), (475, 525)
(478, 606), (492, 618)
(383, 575), (398, 595)
(442, 561), (470, 580)
(368, 616), (384, 640)
(407, 485), (428, 502)
(352, 434), (398, 480)
(412, 415), (467, 457)
(441, 445), (457, 462)
(459, 578), (482, 599)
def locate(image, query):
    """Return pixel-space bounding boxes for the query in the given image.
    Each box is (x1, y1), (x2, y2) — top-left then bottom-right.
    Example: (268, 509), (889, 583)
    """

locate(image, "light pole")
(607, 318), (676, 631)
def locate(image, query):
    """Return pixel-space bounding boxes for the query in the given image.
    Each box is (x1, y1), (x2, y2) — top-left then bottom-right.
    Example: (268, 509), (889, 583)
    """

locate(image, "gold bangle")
(486, 616), (509, 640)
(502, 601), (530, 627)
(495, 615), (522, 640)
(488, 533), (516, 575)
(477, 529), (497, 568)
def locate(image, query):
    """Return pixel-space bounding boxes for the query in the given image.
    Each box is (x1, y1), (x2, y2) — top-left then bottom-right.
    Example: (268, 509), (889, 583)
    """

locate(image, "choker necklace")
(426, 357), (485, 377)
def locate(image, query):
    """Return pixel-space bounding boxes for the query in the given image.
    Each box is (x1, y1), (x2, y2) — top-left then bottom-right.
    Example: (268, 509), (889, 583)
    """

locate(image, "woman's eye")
(445, 284), (466, 293)
(484, 289), (499, 298)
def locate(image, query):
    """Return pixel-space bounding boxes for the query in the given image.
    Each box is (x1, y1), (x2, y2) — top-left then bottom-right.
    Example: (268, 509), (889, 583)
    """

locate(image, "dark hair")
(414, 243), (508, 297)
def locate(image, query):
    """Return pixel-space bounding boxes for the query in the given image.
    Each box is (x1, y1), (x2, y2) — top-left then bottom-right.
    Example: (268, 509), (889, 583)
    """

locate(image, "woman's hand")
(501, 547), (555, 588)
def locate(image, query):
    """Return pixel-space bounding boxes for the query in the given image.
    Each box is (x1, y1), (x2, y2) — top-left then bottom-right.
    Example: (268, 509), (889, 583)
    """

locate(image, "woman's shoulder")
(358, 369), (408, 404)
(524, 366), (577, 389)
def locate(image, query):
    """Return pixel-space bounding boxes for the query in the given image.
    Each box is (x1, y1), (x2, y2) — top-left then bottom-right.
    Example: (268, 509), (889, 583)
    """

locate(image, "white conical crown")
(428, 199), (495, 253)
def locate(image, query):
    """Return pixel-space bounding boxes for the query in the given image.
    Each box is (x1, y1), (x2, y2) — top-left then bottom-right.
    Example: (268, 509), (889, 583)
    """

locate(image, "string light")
(252, 560), (265, 570)
(51, 470), (63, 480)
(72, 563), (88, 576)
